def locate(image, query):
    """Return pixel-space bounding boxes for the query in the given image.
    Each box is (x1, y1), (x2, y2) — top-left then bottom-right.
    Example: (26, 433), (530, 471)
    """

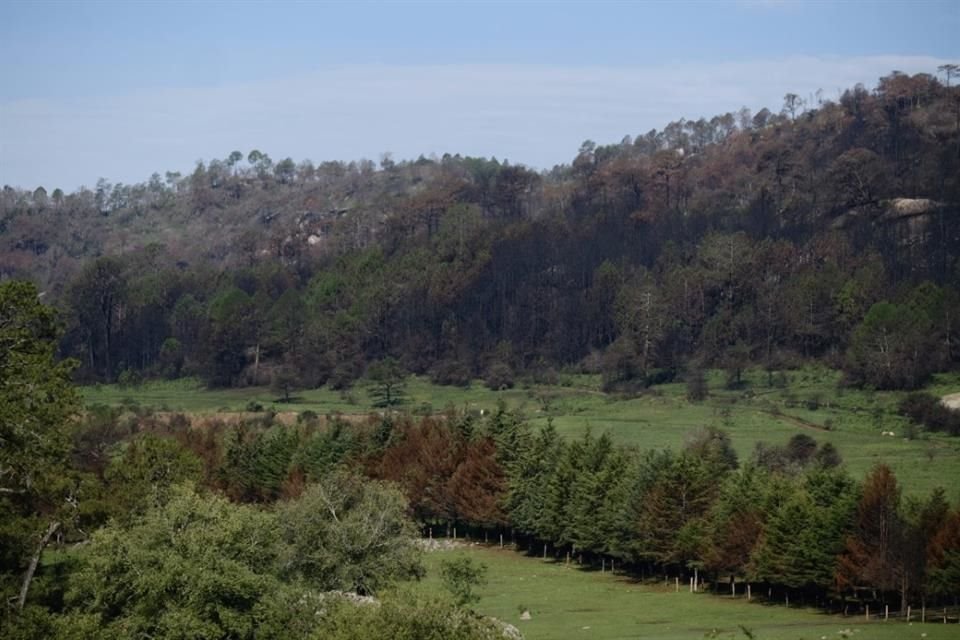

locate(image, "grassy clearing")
(81, 368), (960, 497)
(415, 545), (959, 640)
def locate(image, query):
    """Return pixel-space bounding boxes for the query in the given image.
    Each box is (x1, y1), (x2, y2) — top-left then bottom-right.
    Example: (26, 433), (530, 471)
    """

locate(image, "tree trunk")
(18, 521), (60, 611)
(900, 573), (908, 616)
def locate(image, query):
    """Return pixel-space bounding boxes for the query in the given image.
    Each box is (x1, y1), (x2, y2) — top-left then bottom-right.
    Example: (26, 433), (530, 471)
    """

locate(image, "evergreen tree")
(0, 281), (80, 613)
(504, 421), (562, 538)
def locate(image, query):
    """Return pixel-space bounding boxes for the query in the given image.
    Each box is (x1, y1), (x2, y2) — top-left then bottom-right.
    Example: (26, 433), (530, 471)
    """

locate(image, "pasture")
(415, 544), (960, 640)
(81, 367), (960, 497)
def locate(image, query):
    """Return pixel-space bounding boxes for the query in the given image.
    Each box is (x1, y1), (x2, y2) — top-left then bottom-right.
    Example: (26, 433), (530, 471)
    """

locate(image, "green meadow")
(82, 367), (960, 497)
(415, 545), (959, 640)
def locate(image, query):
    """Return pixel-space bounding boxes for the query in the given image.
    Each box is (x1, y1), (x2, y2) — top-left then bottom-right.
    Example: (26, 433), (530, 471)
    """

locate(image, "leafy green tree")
(103, 434), (202, 519)
(270, 362), (300, 402)
(440, 557), (488, 607)
(536, 434), (580, 548)
(748, 469), (855, 594)
(220, 425), (298, 502)
(927, 508), (960, 600)
(203, 287), (255, 386)
(635, 451), (720, 568)
(157, 336), (184, 378)
(685, 364), (708, 401)
(703, 465), (770, 583)
(66, 486), (284, 639)
(566, 431), (619, 554)
(294, 418), (357, 480)
(504, 421), (563, 537)
(684, 426), (738, 472)
(67, 256), (127, 380)
(785, 433), (818, 465)
(0, 281), (79, 613)
(226, 150), (244, 169)
(750, 490), (833, 590)
(846, 300), (934, 389)
(274, 157), (297, 184)
(595, 449), (642, 562)
(366, 357), (407, 407)
(901, 487), (950, 607)
(277, 472), (423, 595)
(265, 288), (305, 356)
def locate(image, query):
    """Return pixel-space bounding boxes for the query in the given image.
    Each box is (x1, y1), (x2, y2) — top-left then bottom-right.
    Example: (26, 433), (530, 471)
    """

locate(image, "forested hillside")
(2, 71), (959, 392)
(4, 69), (960, 638)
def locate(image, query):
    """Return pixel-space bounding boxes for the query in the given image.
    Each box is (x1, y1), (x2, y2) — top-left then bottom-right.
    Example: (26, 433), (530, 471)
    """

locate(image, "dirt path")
(942, 392), (960, 410)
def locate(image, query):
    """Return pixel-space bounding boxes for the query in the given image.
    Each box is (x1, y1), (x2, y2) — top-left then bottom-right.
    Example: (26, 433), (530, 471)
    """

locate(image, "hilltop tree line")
(1, 71), (959, 392)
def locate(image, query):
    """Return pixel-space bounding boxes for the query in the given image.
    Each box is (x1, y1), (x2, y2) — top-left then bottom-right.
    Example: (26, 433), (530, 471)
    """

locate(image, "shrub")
(429, 359), (473, 387)
(686, 367), (708, 402)
(484, 362), (515, 391)
(117, 368), (143, 389)
(440, 557), (488, 607)
(898, 392), (960, 435)
(297, 410), (319, 426)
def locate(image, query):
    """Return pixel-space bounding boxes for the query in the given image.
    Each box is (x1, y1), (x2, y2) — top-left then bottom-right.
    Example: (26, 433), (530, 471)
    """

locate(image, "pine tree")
(836, 464), (904, 601)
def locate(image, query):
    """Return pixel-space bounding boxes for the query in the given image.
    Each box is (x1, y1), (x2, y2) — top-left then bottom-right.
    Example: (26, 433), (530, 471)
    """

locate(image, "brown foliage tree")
(447, 437), (507, 528)
(836, 464), (905, 605)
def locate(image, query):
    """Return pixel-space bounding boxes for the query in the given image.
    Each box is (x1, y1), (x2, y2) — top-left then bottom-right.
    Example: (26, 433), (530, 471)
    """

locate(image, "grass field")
(415, 544), (959, 640)
(81, 367), (960, 497)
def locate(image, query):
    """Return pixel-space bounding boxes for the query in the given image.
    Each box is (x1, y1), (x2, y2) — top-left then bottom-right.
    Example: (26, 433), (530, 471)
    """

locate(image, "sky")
(1, 0), (958, 191)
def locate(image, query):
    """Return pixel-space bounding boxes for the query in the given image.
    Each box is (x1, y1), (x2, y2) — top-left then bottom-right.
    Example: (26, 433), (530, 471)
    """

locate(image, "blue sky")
(1, 0), (958, 190)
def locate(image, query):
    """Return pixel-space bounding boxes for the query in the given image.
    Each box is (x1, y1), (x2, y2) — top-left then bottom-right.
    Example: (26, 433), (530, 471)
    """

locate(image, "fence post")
(865, 605), (869, 621)
(885, 604), (888, 621)
(542, 544), (547, 559)
(907, 606), (911, 622)
(675, 577), (679, 592)
(499, 533), (503, 548)
(747, 584), (752, 601)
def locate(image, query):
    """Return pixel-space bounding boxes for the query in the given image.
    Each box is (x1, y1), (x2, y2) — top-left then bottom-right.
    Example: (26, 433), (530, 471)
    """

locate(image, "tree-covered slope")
(2, 71), (959, 390)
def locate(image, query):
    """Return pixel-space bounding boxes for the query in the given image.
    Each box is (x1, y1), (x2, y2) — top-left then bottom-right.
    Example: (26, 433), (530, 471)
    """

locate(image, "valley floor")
(417, 545), (960, 640)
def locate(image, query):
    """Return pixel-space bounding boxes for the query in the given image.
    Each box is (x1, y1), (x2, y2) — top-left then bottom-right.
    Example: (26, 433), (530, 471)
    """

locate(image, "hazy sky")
(1, 0), (958, 191)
